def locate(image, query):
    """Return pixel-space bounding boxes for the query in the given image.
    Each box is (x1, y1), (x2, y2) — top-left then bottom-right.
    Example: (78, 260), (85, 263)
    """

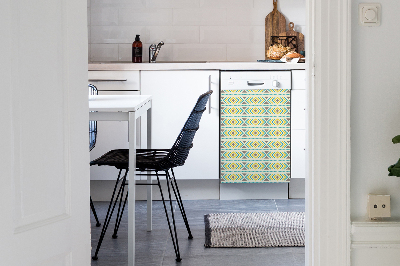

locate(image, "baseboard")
(289, 178), (305, 198)
(351, 220), (400, 266)
(91, 179), (305, 201)
(220, 183), (289, 200)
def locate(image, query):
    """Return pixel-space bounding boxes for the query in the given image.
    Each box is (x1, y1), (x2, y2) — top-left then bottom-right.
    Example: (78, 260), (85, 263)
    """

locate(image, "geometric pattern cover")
(220, 89), (291, 183)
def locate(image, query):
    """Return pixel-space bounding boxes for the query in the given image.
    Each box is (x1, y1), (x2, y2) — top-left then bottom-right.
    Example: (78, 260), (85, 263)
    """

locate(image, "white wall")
(351, 0), (400, 220)
(87, 0), (305, 62)
(351, 1), (400, 264)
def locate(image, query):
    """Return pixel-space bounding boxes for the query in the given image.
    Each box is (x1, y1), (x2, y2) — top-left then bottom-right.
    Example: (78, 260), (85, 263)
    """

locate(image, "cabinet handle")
(247, 81), (264, 86)
(208, 75), (212, 114)
(88, 79), (127, 82)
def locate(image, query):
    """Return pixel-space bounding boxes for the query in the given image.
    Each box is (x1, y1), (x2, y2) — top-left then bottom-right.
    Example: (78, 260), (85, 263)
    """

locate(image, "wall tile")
(147, 26), (199, 44)
(119, 8), (173, 26)
(225, 0), (253, 8)
(91, 26), (146, 43)
(253, 0), (306, 27)
(227, 43), (264, 61)
(200, 26), (252, 44)
(200, 0), (253, 8)
(227, 8), (267, 26)
(91, 44), (119, 62)
(173, 8), (226, 26)
(172, 44), (226, 61)
(118, 44), (132, 62)
(91, 7), (118, 26)
(87, 8), (91, 26)
(252, 26), (265, 44)
(91, 0), (146, 8)
(146, 0), (199, 9)
(88, 44), (91, 62)
(199, 0), (228, 8)
(279, 0), (306, 25)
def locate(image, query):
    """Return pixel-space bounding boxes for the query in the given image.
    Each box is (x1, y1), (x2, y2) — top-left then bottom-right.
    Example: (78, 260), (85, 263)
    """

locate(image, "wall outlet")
(368, 194), (391, 219)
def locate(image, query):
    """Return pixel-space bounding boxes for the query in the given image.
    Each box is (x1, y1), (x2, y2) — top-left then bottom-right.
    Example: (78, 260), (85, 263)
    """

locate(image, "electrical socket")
(368, 194), (391, 219)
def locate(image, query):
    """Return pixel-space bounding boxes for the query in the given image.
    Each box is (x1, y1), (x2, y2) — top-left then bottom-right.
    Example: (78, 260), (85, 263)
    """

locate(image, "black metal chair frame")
(89, 84), (101, 227)
(90, 90), (213, 262)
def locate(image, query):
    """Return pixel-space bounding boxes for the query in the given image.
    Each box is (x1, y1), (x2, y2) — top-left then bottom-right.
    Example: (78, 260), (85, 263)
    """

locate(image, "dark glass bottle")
(132, 35), (142, 63)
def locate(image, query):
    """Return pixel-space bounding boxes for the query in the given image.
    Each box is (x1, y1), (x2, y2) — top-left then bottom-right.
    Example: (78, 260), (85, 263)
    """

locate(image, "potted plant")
(388, 135), (400, 176)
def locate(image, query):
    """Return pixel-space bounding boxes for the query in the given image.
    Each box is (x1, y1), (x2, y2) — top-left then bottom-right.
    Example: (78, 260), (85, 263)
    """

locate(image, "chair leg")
(92, 169), (128, 261)
(168, 169), (193, 239)
(90, 196), (101, 227)
(112, 178), (128, 239)
(156, 171), (182, 262)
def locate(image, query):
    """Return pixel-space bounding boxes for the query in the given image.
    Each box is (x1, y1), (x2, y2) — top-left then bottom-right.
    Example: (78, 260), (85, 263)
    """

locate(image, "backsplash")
(88, 0), (305, 62)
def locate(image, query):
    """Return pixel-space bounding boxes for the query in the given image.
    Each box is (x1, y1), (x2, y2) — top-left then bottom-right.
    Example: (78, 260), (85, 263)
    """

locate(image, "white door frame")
(306, 0), (351, 265)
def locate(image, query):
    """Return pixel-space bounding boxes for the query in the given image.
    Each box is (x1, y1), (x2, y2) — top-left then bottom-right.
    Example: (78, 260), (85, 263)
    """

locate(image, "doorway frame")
(306, 0), (351, 265)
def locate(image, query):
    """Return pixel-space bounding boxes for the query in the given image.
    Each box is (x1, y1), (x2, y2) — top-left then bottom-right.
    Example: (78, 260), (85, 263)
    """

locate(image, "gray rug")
(204, 212), (305, 248)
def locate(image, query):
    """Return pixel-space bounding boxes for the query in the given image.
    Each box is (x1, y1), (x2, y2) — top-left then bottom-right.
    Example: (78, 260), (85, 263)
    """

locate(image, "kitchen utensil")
(265, 0), (287, 59)
(279, 22), (304, 52)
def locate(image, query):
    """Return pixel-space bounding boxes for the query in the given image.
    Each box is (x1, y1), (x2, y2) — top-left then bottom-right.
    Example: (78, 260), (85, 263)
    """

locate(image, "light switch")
(359, 3), (381, 26)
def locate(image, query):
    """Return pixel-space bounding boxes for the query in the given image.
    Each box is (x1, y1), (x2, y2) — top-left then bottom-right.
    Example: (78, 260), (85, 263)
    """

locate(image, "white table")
(89, 95), (152, 266)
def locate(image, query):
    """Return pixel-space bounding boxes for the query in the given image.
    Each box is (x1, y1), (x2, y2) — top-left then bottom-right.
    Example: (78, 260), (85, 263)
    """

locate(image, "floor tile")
(91, 199), (305, 266)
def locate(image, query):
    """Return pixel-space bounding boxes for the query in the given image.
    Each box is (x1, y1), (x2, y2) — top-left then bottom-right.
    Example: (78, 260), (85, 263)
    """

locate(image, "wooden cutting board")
(279, 22), (304, 52)
(265, 0), (286, 59)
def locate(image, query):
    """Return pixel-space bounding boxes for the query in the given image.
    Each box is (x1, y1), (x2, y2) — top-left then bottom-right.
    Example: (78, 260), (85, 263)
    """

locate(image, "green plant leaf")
(388, 159), (400, 177)
(392, 135), (400, 144)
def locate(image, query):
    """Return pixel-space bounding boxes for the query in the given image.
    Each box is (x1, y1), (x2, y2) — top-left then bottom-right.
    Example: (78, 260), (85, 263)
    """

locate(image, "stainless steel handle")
(247, 81), (264, 86)
(208, 75), (212, 114)
(88, 79), (127, 82)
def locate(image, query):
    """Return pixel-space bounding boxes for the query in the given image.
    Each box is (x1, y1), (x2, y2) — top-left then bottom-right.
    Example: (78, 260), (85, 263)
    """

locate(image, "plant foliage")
(388, 135), (400, 177)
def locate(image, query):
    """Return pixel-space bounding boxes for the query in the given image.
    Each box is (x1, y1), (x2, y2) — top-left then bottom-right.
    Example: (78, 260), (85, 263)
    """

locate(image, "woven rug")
(204, 212), (305, 248)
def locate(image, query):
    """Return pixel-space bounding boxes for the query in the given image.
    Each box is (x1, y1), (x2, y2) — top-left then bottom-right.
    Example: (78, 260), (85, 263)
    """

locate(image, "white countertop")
(89, 62), (306, 71)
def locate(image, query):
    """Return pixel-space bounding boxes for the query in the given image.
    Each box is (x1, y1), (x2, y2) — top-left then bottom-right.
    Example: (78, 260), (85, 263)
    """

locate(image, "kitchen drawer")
(291, 90), (306, 130)
(88, 71), (140, 91)
(292, 70), (306, 90)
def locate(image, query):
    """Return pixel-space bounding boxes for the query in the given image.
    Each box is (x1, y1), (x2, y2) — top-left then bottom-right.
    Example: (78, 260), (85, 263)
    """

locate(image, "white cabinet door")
(291, 129), (306, 178)
(291, 90), (306, 130)
(141, 70), (219, 180)
(1, 0), (89, 264)
(291, 69), (306, 180)
(292, 70), (306, 90)
(88, 71), (141, 180)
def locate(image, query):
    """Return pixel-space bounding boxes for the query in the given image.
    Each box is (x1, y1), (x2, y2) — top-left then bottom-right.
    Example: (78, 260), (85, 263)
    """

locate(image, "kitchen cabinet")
(88, 70), (141, 180)
(291, 70), (306, 179)
(141, 70), (220, 180)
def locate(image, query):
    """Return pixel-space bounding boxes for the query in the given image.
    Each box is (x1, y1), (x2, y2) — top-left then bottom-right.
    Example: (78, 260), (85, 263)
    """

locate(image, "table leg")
(147, 105), (153, 232)
(128, 112), (136, 266)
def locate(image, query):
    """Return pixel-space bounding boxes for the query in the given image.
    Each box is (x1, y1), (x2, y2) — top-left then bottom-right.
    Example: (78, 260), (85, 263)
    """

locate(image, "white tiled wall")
(88, 0), (306, 62)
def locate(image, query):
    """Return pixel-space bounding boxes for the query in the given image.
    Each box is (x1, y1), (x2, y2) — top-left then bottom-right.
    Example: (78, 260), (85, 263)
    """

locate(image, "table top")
(89, 95), (152, 112)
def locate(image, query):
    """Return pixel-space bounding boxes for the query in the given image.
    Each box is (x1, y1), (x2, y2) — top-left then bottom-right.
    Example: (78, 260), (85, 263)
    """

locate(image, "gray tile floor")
(91, 199), (305, 266)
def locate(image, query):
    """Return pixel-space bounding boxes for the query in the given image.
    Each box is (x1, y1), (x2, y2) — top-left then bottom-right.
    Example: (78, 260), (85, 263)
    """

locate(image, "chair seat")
(90, 148), (172, 171)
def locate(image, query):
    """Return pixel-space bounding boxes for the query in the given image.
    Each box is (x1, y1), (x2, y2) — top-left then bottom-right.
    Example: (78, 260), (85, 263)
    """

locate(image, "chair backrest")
(163, 90), (213, 168)
(89, 84), (98, 151)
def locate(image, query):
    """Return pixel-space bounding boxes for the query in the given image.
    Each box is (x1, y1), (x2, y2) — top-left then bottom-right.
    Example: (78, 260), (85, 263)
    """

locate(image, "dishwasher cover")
(220, 89), (290, 183)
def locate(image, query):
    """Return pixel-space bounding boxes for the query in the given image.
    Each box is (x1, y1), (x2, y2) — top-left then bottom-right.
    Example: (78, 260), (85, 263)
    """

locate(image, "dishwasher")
(220, 71), (291, 185)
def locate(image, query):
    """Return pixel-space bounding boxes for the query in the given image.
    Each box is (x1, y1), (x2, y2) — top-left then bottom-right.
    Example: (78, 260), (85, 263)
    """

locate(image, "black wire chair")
(90, 90), (213, 262)
(89, 84), (101, 227)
